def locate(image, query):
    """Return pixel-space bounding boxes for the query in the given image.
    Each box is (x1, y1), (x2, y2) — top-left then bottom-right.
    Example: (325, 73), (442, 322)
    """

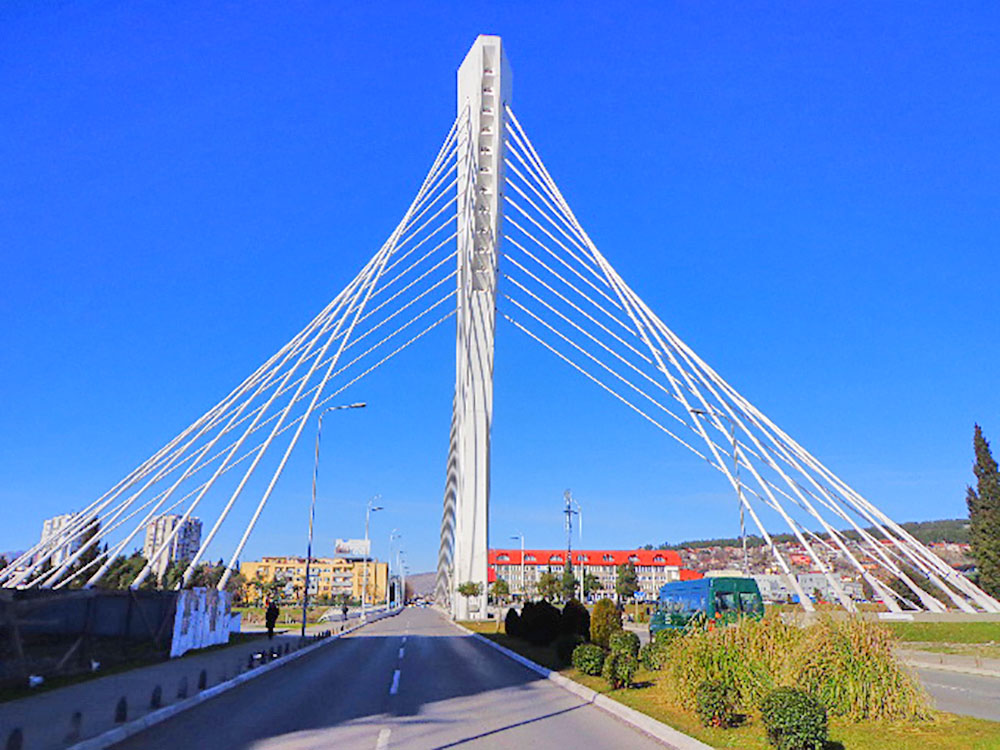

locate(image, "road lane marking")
(389, 669), (400, 695)
(402, 635), (407, 644)
(398, 647), (405, 659)
(376, 728), (391, 749)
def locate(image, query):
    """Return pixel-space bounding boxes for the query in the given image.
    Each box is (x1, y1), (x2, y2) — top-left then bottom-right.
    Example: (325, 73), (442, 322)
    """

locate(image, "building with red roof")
(488, 548), (700, 600)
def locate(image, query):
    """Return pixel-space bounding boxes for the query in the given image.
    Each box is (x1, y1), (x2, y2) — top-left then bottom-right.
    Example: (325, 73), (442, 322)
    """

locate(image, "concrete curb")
(450, 622), (714, 750)
(904, 658), (1000, 679)
(67, 608), (401, 750)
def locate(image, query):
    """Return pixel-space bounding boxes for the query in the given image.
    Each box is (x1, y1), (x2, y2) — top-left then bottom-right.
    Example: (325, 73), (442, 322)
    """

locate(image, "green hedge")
(761, 687), (828, 750)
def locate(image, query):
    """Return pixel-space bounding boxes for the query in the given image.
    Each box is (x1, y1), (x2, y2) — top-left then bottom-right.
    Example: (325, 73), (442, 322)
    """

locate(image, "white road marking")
(398, 647), (405, 659)
(375, 728), (391, 749)
(389, 669), (401, 695)
(402, 635), (407, 644)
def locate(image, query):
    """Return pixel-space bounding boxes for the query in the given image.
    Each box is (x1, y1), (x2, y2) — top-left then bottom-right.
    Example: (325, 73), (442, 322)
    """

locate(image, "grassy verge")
(885, 621), (1000, 644)
(458, 621), (1000, 750)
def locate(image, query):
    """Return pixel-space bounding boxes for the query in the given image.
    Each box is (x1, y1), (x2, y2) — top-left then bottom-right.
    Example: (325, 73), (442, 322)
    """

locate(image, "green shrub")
(572, 642), (606, 675)
(519, 600), (561, 646)
(653, 627), (681, 646)
(608, 630), (640, 658)
(761, 687), (828, 750)
(560, 598), (590, 639)
(639, 641), (666, 671)
(659, 614), (930, 722)
(695, 680), (740, 728)
(601, 649), (637, 689)
(590, 598), (622, 648)
(504, 607), (521, 638)
(554, 632), (584, 666)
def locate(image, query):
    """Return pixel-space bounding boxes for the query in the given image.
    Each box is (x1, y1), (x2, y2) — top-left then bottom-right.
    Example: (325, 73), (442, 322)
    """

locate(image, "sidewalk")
(899, 648), (1000, 678)
(0, 620), (352, 750)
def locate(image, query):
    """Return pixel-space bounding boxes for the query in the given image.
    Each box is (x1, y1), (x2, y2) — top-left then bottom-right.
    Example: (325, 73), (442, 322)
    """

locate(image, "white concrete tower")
(444, 35), (510, 619)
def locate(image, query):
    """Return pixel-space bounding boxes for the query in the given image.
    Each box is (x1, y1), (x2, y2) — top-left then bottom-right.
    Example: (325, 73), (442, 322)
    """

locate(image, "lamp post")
(361, 495), (383, 621)
(301, 402), (366, 638)
(510, 534), (524, 600)
(387, 529), (400, 610)
(397, 550), (406, 606)
(690, 407), (749, 576)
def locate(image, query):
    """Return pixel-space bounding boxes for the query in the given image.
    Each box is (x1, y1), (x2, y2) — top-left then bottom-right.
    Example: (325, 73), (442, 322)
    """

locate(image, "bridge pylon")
(438, 35), (510, 620)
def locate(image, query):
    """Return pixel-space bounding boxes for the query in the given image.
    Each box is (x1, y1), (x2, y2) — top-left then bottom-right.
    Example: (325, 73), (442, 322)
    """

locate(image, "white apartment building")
(143, 514), (203, 581)
(39, 514), (82, 568)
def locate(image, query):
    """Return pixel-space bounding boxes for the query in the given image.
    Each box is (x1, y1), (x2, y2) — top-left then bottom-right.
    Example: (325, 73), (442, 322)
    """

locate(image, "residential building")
(240, 556), (388, 604)
(39, 514), (82, 568)
(142, 514), (203, 581)
(488, 548), (701, 600)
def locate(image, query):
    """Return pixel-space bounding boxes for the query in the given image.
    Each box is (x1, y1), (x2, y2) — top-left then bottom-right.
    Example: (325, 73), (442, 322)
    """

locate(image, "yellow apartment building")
(241, 556), (388, 604)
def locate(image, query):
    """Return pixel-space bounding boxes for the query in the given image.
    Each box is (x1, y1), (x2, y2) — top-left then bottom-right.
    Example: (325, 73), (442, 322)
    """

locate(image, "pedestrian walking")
(265, 598), (279, 640)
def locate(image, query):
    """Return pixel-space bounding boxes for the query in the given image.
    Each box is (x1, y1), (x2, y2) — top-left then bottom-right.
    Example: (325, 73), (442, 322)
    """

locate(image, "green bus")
(649, 577), (764, 636)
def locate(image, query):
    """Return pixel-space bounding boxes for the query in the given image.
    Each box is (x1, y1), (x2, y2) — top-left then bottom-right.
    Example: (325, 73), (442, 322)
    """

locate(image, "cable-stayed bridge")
(4, 35), (996, 621)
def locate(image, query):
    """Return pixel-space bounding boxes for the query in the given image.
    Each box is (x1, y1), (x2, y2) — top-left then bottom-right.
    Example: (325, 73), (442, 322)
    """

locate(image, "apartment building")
(142, 514), (203, 581)
(39, 514), (82, 568)
(488, 548), (699, 600)
(241, 556), (388, 603)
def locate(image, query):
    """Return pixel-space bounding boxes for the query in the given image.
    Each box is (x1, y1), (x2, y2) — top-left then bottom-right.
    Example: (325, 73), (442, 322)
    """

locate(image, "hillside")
(648, 518), (970, 550)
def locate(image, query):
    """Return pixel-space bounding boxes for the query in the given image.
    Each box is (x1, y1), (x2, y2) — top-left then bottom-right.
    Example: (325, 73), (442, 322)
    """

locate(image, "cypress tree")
(967, 425), (1000, 598)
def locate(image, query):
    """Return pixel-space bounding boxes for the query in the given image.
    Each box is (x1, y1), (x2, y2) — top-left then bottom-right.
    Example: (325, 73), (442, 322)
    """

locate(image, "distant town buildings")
(488, 548), (701, 600)
(142, 514), (203, 581)
(240, 556), (388, 603)
(39, 514), (81, 568)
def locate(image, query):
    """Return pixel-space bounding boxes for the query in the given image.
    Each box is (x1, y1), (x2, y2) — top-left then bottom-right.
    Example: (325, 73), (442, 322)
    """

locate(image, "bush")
(761, 687), (828, 750)
(639, 641), (666, 671)
(519, 600), (561, 646)
(601, 649), (637, 689)
(659, 614), (931, 722)
(554, 632), (585, 666)
(653, 627), (682, 646)
(590, 598), (622, 648)
(560, 598), (590, 639)
(695, 680), (740, 728)
(504, 607), (521, 638)
(608, 630), (640, 658)
(572, 643), (606, 676)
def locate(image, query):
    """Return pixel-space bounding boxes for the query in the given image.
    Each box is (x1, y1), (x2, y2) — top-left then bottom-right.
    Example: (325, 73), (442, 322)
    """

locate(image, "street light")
(510, 534), (524, 600)
(690, 407), (749, 576)
(302, 402), (366, 638)
(361, 495), (383, 621)
(387, 529), (401, 610)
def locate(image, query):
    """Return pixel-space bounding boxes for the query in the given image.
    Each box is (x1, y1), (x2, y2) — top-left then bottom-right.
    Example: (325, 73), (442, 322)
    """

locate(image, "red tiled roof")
(488, 548), (682, 567)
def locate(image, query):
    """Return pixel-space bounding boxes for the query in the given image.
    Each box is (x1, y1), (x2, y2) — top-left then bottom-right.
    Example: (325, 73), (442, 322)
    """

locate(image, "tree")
(0, 555), (7, 571)
(161, 560), (187, 591)
(560, 563), (578, 601)
(615, 562), (638, 601)
(967, 424), (1000, 598)
(457, 581), (482, 612)
(590, 598), (622, 648)
(68, 520), (101, 588)
(491, 578), (510, 603)
(583, 572), (600, 598)
(537, 571), (560, 600)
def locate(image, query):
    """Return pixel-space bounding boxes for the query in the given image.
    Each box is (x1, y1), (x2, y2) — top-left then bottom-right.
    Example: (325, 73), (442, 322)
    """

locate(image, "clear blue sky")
(2, 3), (999, 574)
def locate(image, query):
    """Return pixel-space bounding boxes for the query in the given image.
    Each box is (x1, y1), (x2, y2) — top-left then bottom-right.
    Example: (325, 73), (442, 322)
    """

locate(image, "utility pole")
(361, 496), (383, 621)
(563, 490), (582, 600)
(301, 402), (366, 637)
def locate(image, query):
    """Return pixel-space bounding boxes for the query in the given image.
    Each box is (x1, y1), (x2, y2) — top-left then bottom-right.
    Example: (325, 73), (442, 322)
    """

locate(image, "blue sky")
(2, 3), (999, 574)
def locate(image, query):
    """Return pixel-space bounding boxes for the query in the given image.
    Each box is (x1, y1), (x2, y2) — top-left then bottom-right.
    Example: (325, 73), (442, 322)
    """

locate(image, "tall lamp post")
(302, 402), (366, 638)
(510, 534), (524, 600)
(386, 529), (400, 610)
(690, 407), (749, 576)
(361, 495), (383, 621)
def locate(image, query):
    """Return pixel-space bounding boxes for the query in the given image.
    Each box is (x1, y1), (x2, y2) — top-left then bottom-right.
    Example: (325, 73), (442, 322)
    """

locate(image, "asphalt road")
(916, 667), (1000, 722)
(113, 607), (668, 750)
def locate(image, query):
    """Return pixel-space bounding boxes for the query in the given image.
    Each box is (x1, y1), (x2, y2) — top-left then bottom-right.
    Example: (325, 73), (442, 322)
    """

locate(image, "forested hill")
(647, 518), (970, 550)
